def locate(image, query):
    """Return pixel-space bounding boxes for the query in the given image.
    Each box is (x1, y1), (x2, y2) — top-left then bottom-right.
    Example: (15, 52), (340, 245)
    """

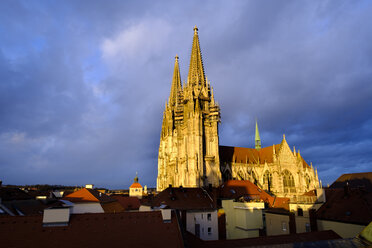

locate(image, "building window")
(283, 170), (296, 193)
(297, 208), (303, 216)
(207, 213), (211, 221)
(282, 221), (287, 231)
(208, 227), (212, 235)
(201, 214), (203, 219)
(263, 171), (273, 191)
(305, 223), (311, 232)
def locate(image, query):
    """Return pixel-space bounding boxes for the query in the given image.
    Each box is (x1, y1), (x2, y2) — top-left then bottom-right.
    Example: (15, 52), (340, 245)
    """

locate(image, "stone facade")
(157, 27), (320, 196)
(156, 27), (222, 191)
(219, 135), (320, 197)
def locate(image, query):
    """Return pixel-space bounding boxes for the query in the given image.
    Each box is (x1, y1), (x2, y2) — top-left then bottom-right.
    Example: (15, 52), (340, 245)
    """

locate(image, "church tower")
(157, 26), (222, 192)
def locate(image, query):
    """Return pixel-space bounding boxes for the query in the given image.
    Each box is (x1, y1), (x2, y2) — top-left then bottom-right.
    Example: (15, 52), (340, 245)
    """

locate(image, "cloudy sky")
(1, 0), (371, 189)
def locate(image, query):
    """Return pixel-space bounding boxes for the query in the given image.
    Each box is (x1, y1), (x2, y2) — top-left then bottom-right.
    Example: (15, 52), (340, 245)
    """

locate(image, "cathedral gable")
(277, 138), (296, 165)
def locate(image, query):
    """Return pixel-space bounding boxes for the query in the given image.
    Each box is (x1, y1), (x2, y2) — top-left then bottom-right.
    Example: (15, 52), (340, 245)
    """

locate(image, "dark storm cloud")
(0, 0), (371, 188)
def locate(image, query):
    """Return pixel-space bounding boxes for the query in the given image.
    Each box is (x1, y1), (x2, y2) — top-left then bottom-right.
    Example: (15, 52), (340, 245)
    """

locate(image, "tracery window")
(263, 171), (273, 191)
(283, 170), (296, 193)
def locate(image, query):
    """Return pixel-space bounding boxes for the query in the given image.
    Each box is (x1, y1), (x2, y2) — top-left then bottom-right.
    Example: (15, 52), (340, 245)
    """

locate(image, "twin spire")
(168, 27), (264, 152)
(169, 25), (207, 106)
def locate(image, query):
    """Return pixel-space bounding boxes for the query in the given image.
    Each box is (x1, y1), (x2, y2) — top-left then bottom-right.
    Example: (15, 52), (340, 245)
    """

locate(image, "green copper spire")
(255, 119), (261, 150)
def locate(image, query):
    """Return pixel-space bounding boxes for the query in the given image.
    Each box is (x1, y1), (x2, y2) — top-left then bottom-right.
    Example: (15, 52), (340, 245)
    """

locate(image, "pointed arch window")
(263, 171), (273, 191)
(283, 170), (296, 193)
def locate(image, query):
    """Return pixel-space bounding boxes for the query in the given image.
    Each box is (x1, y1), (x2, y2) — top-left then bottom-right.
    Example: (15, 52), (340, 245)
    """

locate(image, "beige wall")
(129, 187), (143, 198)
(294, 216), (311, 233)
(266, 212), (290, 236)
(222, 200), (265, 239)
(317, 220), (366, 238)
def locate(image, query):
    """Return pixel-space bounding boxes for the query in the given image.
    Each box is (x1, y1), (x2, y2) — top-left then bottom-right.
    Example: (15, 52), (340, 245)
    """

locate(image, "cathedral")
(157, 26), (222, 191)
(156, 27), (320, 197)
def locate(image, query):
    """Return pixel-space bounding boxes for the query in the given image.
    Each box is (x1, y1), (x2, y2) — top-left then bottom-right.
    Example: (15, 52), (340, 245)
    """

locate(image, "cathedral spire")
(188, 26), (206, 88)
(255, 119), (261, 150)
(169, 55), (182, 107)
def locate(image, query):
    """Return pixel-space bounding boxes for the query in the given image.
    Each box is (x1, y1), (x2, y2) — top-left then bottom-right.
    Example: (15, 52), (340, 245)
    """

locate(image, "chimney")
(85, 184), (94, 189)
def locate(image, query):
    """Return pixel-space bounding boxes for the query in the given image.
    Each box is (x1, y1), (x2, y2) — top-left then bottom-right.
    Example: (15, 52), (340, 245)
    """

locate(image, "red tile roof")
(219, 145), (310, 168)
(219, 180), (289, 209)
(2, 199), (64, 216)
(129, 182), (143, 188)
(0, 187), (33, 201)
(149, 187), (217, 210)
(111, 196), (141, 210)
(186, 230), (341, 248)
(316, 188), (372, 225)
(330, 172), (372, 192)
(0, 211), (184, 248)
(100, 201), (125, 213)
(220, 145), (279, 164)
(63, 188), (115, 203)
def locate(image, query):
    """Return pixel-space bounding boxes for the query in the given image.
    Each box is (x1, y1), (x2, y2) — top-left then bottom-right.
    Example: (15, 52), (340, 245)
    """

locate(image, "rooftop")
(330, 172), (372, 192)
(148, 187), (217, 210)
(316, 187), (372, 225)
(63, 188), (115, 203)
(0, 211), (184, 248)
(219, 180), (290, 210)
(186, 230), (343, 248)
(219, 144), (310, 168)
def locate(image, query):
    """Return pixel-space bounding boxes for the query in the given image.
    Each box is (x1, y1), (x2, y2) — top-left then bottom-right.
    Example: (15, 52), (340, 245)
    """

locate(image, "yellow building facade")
(222, 199), (265, 239)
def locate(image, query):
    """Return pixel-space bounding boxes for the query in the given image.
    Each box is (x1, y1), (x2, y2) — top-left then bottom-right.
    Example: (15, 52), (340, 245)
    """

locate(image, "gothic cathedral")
(157, 26), (222, 191)
(157, 27), (320, 197)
